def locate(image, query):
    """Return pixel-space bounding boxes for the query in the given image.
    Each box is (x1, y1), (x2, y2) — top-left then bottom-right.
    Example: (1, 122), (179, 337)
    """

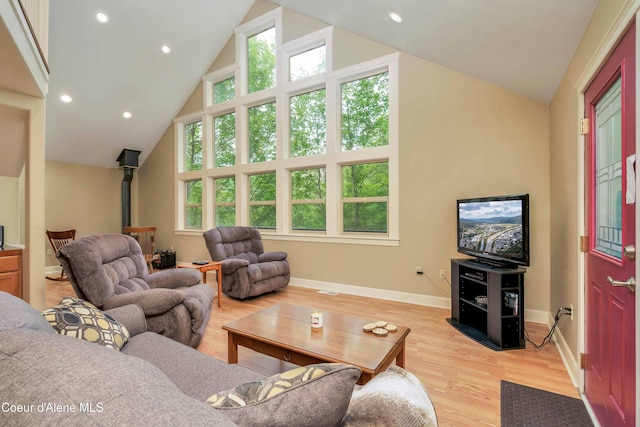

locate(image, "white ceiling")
(45, 0), (599, 169)
(45, 0), (254, 168)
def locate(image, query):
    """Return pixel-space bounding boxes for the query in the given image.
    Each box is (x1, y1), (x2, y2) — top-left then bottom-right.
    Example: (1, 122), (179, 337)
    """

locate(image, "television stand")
(467, 258), (502, 267)
(467, 257), (521, 270)
(447, 258), (525, 350)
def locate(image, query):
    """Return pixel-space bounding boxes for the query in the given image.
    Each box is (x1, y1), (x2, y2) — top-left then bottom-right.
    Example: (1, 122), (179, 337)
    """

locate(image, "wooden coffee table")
(222, 303), (410, 384)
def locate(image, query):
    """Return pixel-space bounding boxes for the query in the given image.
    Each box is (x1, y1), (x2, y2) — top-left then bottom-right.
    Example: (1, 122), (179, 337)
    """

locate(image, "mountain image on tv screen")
(459, 200), (523, 258)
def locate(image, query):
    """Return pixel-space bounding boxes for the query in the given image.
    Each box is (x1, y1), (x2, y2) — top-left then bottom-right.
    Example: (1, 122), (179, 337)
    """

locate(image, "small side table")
(177, 261), (223, 308)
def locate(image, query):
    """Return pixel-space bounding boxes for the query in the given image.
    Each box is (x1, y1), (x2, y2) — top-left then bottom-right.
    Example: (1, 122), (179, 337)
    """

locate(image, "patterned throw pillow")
(206, 363), (361, 427)
(41, 297), (130, 351)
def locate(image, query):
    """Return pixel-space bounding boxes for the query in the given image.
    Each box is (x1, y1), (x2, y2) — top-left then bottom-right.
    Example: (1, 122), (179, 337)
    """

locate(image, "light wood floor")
(46, 278), (578, 427)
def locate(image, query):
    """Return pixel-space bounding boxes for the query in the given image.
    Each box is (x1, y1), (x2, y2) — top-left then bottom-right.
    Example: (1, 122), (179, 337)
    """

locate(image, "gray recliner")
(203, 227), (290, 300)
(56, 233), (214, 347)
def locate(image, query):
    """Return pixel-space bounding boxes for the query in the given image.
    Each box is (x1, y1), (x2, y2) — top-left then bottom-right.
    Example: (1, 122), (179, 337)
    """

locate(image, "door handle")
(607, 276), (636, 293)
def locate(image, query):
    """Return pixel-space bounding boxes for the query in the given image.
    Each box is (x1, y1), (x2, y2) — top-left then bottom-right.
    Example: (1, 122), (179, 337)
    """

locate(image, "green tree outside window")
(249, 173), (276, 229)
(214, 112), (236, 167)
(214, 77), (235, 104)
(249, 102), (276, 163)
(342, 72), (389, 151)
(291, 168), (326, 231)
(290, 89), (326, 157)
(185, 180), (202, 229)
(185, 121), (202, 171)
(215, 176), (235, 226)
(248, 27), (276, 93)
(342, 162), (388, 233)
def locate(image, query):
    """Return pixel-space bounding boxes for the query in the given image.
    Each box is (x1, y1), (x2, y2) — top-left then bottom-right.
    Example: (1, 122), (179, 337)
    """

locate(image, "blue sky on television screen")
(460, 200), (522, 220)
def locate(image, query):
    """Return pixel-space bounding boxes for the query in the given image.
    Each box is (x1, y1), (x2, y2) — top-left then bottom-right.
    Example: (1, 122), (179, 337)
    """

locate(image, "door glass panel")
(594, 78), (623, 258)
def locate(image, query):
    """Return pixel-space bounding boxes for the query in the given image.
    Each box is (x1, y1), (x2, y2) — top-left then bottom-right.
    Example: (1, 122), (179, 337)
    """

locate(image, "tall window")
(250, 173), (276, 229)
(248, 27), (276, 93)
(214, 77), (235, 104)
(185, 180), (202, 229)
(178, 9), (398, 243)
(184, 121), (202, 171)
(342, 72), (389, 151)
(214, 113), (236, 167)
(342, 162), (389, 233)
(214, 177), (236, 226)
(289, 45), (325, 81)
(290, 89), (326, 157)
(291, 168), (326, 231)
(249, 102), (276, 163)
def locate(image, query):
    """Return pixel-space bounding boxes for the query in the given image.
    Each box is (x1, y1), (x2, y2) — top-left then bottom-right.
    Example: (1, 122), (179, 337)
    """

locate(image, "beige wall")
(44, 160), (138, 267)
(398, 53), (550, 308)
(282, 8), (326, 43)
(138, 1), (552, 312)
(137, 126), (177, 253)
(0, 175), (20, 245)
(549, 0), (630, 365)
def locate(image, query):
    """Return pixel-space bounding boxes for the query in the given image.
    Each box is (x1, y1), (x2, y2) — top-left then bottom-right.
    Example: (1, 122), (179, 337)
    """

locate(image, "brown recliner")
(203, 227), (290, 300)
(56, 233), (214, 347)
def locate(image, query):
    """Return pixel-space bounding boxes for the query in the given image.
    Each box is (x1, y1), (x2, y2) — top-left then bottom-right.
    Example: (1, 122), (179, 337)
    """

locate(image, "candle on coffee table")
(310, 310), (323, 328)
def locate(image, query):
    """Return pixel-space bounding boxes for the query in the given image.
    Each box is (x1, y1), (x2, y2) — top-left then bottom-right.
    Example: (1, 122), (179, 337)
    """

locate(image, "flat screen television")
(457, 194), (530, 267)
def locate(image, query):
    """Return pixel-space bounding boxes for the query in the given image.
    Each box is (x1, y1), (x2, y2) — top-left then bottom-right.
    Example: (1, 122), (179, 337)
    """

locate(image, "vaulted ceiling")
(43, 0), (599, 169)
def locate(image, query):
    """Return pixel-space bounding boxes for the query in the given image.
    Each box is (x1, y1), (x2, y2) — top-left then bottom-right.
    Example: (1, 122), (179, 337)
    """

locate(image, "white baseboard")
(523, 308), (549, 324)
(291, 277), (550, 325)
(546, 311), (580, 388)
(290, 277), (451, 309)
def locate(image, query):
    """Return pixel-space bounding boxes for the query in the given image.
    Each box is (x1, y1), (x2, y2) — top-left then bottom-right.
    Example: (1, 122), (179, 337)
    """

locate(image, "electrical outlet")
(439, 269), (446, 279)
(569, 304), (574, 321)
(46, 249), (53, 256)
(416, 266), (423, 274)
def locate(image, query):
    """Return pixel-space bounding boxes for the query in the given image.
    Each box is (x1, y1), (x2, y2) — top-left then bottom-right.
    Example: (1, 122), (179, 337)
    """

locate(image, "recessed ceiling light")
(60, 94), (72, 103)
(96, 12), (108, 23)
(162, 45), (171, 54)
(389, 12), (403, 23)
(123, 112), (132, 119)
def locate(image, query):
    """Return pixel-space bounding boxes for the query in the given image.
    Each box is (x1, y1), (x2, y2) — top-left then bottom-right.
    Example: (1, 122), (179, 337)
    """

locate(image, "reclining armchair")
(56, 233), (214, 347)
(203, 227), (290, 300)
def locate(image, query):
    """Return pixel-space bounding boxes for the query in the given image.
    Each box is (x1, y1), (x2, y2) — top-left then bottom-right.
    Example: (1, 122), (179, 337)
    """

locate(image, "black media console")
(446, 258), (526, 350)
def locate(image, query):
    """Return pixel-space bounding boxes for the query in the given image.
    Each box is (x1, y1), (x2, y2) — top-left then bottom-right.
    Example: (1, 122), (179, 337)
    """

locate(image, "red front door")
(584, 22), (636, 427)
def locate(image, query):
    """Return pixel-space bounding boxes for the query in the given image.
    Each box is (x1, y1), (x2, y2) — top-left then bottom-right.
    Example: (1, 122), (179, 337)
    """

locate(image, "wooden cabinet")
(447, 258), (525, 350)
(0, 247), (22, 298)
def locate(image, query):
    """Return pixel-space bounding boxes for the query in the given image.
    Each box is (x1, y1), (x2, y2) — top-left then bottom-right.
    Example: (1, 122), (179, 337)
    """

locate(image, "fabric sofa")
(0, 292), (438, 426)
(203, 226), (290, 299)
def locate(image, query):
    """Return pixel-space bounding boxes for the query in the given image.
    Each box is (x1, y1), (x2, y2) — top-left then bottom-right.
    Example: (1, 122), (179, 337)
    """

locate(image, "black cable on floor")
(524, 307), (572, 349)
